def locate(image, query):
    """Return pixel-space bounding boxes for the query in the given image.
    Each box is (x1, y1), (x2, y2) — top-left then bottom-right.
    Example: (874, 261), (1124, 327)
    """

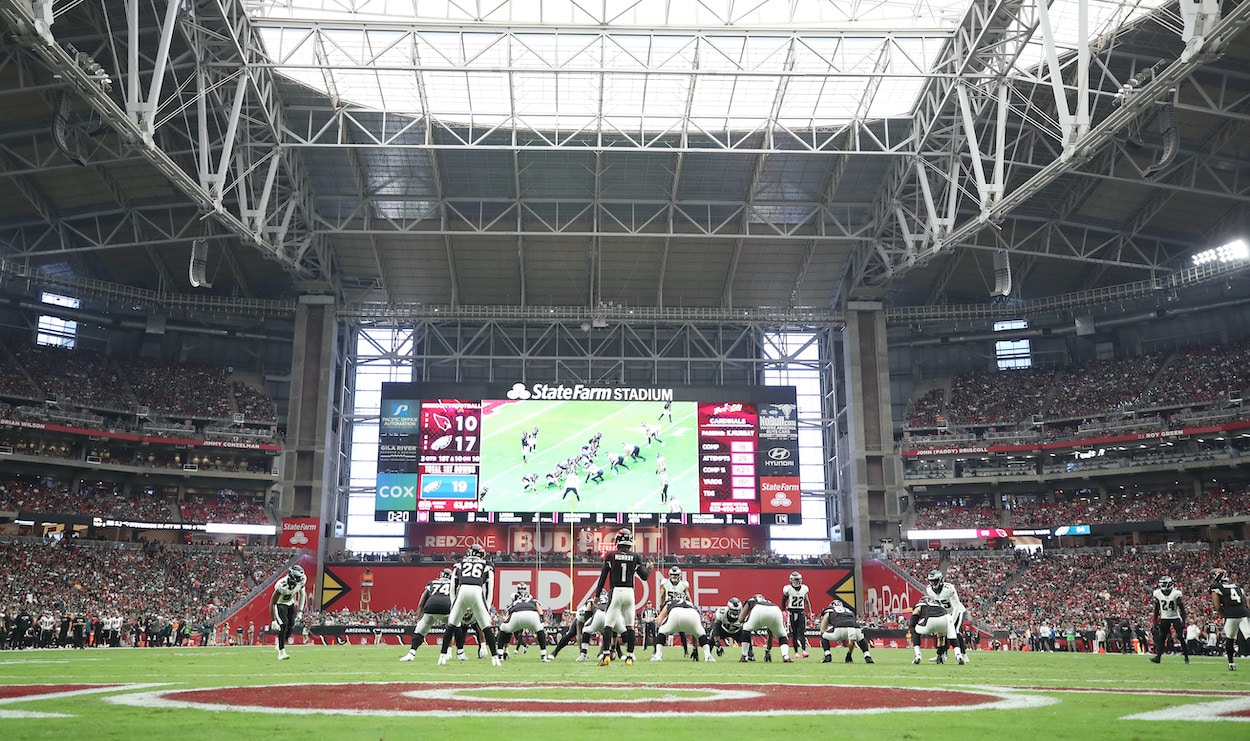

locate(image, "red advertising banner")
(303, 563), (852, 616)
(409, 523), (763, 557)
(279, 517), (321, 550)
(860, 559), (926, 627)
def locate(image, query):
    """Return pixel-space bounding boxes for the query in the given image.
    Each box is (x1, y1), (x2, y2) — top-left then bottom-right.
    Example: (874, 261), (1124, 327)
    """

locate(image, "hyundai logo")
(767, 447), (792, 461)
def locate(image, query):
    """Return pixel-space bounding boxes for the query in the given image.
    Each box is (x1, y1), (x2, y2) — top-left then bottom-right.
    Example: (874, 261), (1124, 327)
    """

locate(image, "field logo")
(507, 383), (532, 400)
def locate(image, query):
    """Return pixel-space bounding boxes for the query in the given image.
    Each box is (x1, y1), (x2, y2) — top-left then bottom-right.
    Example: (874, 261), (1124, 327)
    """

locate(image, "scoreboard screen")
(376, 382), (801, 526)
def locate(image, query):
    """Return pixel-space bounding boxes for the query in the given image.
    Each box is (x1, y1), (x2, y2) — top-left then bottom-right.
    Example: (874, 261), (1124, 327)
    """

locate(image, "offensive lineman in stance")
(653, 589), (714, 662)
(439, 544), (501, 666)
(909, 597), (957, 664)
(591, 528), (653, 666)
(496, 583), (551, 662)
(818, 599), (874, 664)
(269, 564), (306, 661)
(400, 569), (454, 661)
(1150, 575), (1190, 664)
(740, 593), (792, 663)
(782, 571), (812, 658)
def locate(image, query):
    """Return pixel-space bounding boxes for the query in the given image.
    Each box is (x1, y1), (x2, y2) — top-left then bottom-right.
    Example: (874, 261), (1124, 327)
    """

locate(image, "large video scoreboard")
(376, 382), (800, 526)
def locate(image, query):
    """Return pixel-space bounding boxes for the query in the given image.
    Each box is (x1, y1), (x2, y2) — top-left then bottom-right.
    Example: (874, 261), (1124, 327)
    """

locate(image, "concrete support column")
(842, 302), (903, 583)
(279, 296), (339, 543)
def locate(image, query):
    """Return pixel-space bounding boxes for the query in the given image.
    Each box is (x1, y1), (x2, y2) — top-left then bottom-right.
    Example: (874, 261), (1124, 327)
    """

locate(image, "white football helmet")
(287, 565), (306, 585)
(927, 570), (944, 591)
(1158, 575), (1174, 592)
(789, 571), (802, 587)
(669, 566), (682, 583)
(726, 597), (742, 619)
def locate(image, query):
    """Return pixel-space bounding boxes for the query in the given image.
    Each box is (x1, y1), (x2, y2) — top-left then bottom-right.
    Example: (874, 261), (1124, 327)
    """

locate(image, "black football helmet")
(615, 528), (633, 550)
(927, 569), (944, 592)
(467, 543), (486, 559)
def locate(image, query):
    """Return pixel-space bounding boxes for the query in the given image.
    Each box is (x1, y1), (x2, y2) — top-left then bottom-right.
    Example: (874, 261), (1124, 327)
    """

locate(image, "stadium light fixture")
(1192, 238), (1249, 265)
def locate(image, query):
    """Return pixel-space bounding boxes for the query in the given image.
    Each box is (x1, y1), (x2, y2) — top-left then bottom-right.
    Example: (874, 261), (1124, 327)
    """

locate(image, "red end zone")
(114, 682), (1050, 716)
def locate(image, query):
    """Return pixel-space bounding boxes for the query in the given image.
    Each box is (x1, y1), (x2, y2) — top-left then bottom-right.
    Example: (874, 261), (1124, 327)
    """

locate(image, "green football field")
(478, 399), (699, 513)
(2, 644), (1248, 740)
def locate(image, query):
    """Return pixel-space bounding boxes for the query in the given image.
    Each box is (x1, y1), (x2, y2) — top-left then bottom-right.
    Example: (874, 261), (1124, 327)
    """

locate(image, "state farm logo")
(761, 479), (799, 509)
(767, 448), (791, 461)
(289, 531), (309, 545)
(770, 491), (792, 507)
(506, 383), (532, 400)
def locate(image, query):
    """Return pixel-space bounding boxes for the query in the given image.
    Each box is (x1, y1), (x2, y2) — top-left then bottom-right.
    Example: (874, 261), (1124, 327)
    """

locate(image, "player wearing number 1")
(591, 528), (653, 666)
(1149, 576), (1190, 664)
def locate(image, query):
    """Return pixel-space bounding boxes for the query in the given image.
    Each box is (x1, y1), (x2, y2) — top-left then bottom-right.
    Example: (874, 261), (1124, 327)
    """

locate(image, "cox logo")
(506, 383), (532, 400)
(767, 447), (791, 461)
(378, 485), (417, 499)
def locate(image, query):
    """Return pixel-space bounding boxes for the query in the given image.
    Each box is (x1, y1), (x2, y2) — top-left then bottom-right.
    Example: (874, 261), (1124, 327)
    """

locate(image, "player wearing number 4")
(269, 564), (306, 661)
(591, 528), (653, 666)
(1209, 567), (1250, 671)
(1149, 576), (1190, 664)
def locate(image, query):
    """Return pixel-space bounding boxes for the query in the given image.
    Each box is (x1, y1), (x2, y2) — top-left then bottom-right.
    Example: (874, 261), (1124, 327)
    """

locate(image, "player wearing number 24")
(1149, 576), (1190, 664)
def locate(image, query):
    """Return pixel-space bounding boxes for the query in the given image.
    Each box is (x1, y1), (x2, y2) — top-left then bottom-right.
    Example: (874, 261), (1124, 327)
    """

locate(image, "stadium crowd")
(0, 475), (269, 525)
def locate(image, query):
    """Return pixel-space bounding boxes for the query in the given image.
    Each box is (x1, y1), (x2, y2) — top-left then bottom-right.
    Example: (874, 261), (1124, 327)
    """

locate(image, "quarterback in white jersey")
(925, 570), (969, 664)
(1150, 576), (1190, 664)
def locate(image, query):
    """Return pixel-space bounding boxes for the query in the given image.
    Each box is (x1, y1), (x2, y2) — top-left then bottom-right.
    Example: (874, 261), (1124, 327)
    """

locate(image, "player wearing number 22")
(591, 528), (653, 666)
(1149, 576), (1190, 664)
(269, 564), (306, 661)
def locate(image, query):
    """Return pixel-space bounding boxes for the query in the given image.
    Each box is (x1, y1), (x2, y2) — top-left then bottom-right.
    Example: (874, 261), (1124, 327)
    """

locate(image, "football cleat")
(650, 654), (662, 662)
(800, 651), (810, 658)
(1184, 656), (1191, 665)
(912, 656), (922, 665)
(491, 656), (502, 667)
(739, 656), (749, 663)
(705, 655), (716, 663)
(1149, 656), (1161, 664)
(541, 655), (552, 662)
(575, 654), (587, 663)
(822, 654), (832, 663)
(599, 654), (612, 666)
(957, 654), (967, 665)
(1231, 663), (1238, 672)
(864, 655), (875, 664)
(936, 655), (945, 665)
(845, 653), (853, 663)
(400, 652), (416, 662)
(691, 650), (700, 662)
(782, 657), (793, 663)
(278, 650), (289, 660)
(457, 653), (468, 662)
(625, 656), (634, 666)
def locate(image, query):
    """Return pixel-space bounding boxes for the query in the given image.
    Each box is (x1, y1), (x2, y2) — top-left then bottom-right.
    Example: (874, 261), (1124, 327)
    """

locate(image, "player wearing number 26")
(1149, 576), (1189, 664)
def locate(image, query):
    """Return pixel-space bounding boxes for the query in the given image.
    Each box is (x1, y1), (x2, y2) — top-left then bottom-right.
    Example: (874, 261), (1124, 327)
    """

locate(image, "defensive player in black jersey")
(1209, 567), (1250, 671)
(591, 528), (653, 666)
(400, 569), (454, 661)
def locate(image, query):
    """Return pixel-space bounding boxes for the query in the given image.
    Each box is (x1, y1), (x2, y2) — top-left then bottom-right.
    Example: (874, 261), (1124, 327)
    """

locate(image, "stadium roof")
(1, 0), (1249, 322)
